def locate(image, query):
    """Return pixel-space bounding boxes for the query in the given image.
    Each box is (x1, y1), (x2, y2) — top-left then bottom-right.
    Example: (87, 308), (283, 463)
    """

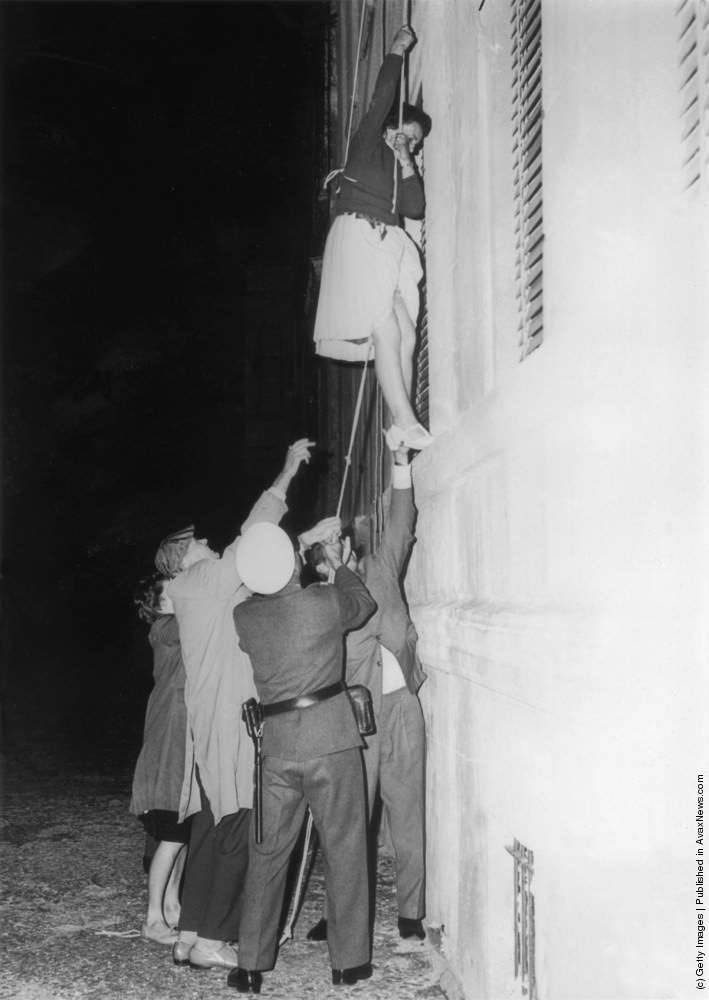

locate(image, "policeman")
(227, 523), (376, 994)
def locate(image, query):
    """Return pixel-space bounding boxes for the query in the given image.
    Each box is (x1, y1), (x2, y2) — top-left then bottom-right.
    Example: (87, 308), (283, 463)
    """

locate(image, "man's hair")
(134, 574), (167, 624)
(303, 527), (360, 579)
(304, 541), (328, 577)
(383, 102), (432, 141)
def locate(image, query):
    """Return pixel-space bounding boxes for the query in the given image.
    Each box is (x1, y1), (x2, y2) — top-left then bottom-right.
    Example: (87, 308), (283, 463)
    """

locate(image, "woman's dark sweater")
(335, 54), (425, 226)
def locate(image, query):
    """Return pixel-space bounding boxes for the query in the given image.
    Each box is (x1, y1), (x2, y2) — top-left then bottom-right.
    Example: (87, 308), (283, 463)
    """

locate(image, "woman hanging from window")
(313, 24), (434, 452)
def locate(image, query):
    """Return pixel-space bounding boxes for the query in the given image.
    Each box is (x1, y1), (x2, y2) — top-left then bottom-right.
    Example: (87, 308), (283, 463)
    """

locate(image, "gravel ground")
(0, 742), (455, 1000)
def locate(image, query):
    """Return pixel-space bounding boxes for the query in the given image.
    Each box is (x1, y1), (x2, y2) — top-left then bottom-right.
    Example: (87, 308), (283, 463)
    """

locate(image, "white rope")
(323, 0), (371, 191)
(391, 54), (406, 212)
(94, 928), (141, 938)
(279, 810), (315, 945)
(335, 340), (373, 521)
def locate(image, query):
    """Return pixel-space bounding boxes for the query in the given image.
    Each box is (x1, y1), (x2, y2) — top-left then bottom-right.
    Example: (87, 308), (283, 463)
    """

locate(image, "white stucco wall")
(409, 1), (708, 997)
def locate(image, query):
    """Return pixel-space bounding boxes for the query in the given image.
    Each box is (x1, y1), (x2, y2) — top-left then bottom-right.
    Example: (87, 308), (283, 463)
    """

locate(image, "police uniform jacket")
(233, 565), (376, 761)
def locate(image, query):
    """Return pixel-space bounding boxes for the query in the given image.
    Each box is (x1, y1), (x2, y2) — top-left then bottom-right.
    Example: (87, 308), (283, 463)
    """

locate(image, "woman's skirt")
(313, 213), (423, 363)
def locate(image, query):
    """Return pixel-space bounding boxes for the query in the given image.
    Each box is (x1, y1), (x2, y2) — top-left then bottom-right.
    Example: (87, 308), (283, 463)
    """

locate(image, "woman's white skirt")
(313, 214), (423, 363)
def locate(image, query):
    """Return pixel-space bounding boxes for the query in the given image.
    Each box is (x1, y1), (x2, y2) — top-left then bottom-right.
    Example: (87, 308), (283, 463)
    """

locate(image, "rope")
(323, 0), (372, 191)
(391, 54), (406, 212)
(335, 340), (373, 521)
(94, 928), (141, 938)
(279, 811), (315, 945)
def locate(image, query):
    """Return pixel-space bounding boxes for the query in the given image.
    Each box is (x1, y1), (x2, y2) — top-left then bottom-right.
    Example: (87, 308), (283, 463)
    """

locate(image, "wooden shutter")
(677, 0), (709, 192)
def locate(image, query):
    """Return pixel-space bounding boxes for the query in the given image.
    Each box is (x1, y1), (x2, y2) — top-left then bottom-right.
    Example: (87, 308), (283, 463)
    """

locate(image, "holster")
(346, 684), (376, 737)
(242, 697), (264, 737)
(241, 698), (264, 844)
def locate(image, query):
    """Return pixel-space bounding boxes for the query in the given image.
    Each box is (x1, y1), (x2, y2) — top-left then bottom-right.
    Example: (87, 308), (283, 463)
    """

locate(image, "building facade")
(319, 1), (708, 997)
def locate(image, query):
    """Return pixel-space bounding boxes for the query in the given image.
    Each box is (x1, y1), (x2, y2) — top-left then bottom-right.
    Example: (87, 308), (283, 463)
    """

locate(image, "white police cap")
(236, 522), (296, 594)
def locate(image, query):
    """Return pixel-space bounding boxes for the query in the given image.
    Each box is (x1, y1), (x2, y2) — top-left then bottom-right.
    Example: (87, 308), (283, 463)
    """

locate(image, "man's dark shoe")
(331, 962), (372, 986)
(306, 918), (328, 942)
(398, 917), (425, 940)
(227, 967), (262, 993)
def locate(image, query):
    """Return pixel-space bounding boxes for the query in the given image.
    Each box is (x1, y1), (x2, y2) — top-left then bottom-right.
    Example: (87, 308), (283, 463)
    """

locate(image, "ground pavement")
(0, 743), (455, 1000)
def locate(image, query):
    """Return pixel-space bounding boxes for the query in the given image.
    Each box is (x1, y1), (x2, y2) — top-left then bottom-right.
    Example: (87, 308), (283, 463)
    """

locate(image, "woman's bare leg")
(144, 840), (184, 936)
(163, 843), (187, 928)
(393, 292), (416, 398)
(372, 310), (418, 431)
(372, 306), (433, 450)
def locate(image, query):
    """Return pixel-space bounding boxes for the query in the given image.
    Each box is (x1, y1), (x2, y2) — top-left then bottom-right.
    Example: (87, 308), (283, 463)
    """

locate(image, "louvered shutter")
(677, 0), (709, 192)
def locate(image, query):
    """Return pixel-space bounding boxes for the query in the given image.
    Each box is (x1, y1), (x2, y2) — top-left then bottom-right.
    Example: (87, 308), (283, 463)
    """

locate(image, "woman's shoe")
(227, 967), (263, 993)
(172, 940), (193, 966)
(141, 921), (178, 945)
(188, 939), (239, 970)
(384, 423), (434, 451)
(172, 930), (197, 966)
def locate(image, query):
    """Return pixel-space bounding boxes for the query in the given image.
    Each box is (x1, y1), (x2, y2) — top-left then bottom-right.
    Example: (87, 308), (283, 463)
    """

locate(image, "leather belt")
(261, 681), (345, 718)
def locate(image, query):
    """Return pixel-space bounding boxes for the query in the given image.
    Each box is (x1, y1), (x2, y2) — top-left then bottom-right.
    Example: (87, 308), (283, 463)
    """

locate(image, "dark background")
(0, 0), (331, 765)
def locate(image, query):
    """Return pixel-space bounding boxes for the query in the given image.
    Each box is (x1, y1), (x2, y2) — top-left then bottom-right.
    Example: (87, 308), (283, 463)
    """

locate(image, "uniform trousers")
(364, 686), (426, 919)
(178, 769), (250, 942)
(238, 747), (369, 971)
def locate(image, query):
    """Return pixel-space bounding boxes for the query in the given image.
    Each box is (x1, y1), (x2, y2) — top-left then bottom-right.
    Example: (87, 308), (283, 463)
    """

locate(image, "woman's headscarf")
(154, 524), (195, 577)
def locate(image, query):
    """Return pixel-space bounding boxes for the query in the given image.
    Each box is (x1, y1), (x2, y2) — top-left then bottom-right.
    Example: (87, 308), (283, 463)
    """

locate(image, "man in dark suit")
(306, 447), (427, 942)
(227, 522), (376, 995)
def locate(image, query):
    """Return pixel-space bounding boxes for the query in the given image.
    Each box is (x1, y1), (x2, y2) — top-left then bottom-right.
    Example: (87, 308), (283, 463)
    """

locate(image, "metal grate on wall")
(677, 0), (709, 192)
(506, 839), (537, 998)
(511, 0), (544, 360)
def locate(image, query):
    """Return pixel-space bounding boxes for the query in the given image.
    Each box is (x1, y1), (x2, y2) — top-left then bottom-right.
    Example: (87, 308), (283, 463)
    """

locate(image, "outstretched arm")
(269, 438), (315, 497)
(352, 25), (417, 150)
(377, 448), (416, 576)
(240, 438), (315, 536)
(189, 440), (315, 598)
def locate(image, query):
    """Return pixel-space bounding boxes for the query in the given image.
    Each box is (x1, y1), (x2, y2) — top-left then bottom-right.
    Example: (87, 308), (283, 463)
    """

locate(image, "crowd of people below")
(130, 437), (427, 995)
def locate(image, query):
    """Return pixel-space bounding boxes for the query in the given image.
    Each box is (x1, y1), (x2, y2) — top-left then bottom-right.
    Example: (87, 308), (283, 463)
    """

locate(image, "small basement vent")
(506, 839), (537, 998)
